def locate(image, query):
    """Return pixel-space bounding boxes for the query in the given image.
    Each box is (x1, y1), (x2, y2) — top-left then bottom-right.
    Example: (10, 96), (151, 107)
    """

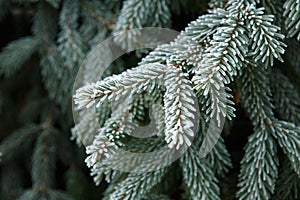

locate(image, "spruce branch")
(193, 113), (233, 177)
(273, 121), (300, 177)
(74, 63), (167, 109)
(80, 0), (115, 31)
(84, 103), (136, 168)
(192, 3), (248, 124)
(139, 44), (174, 66)
(237, 64), (300, 199)
(101, 172), (125, 200)
(45, 0), (299, 199)
(237, 127), (278, 200)
(71, 101), (111, 146)
(32, 130), (57, 189)
(113, 0), (171, 49)
(71, 109), (99, 146)
(0, 124), (40, 163)
(164, 67), (198, 149)
(16, 115), (75, 200)
(84, 98), (147, 184)
(184, 8), (228, 43)
(237, 64), (278, 199)
(239, 64), (274, 126)
(246, 6), (286, 66)
(1, 0), (300, 199)
(284, 0), (300, 40)
(32, 1), (58, 42)
(109, 168), (166, 200)
(0, 37), (39, 77)
(58, 0), (85, 69)
(276, 160), (300, 200)
(32, 1), (74, 111)
(206, 136), (233, 177)
(180, 145), (220, 200)
(85, 134), (118, 168)
(271, 69), (300, 199)
(271, 69), (300, 125)
(114, 0), (171, 30)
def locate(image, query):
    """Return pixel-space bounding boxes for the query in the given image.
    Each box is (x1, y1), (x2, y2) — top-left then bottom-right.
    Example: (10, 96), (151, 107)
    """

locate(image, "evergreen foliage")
(1, 0), (300, 200)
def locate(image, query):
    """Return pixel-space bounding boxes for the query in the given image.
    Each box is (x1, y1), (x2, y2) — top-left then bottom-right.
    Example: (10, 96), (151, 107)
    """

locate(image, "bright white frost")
(74, 63), (168, 109)
(85, 134), (117, 168)
(246, 6), (286, 66)
(164, 67), (197, 149)
(74, 62), (199, 150)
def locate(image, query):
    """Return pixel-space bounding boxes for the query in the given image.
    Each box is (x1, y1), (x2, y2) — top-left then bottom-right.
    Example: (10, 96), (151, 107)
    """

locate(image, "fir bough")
(1, 0), (300, 200)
